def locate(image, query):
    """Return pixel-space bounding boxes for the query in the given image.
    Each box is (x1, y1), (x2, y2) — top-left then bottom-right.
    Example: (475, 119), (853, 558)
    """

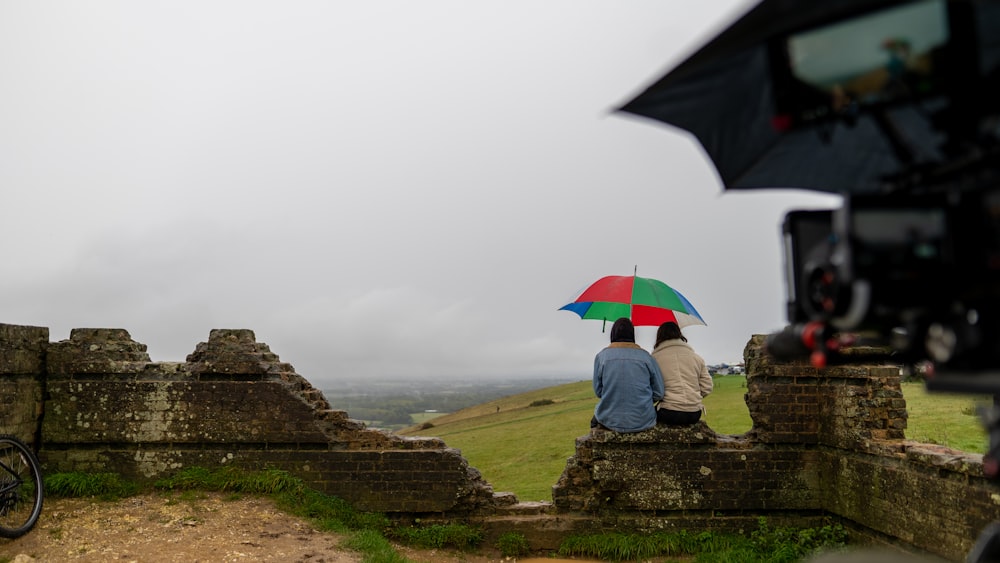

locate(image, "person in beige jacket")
(651, 321), (713, 425)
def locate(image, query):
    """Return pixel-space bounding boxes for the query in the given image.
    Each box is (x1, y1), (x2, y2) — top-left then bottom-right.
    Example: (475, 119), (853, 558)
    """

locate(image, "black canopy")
(620, 0), (1000, 195)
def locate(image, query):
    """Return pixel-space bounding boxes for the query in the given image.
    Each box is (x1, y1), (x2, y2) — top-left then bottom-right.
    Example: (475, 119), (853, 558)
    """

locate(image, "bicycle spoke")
(0, 438), (43, 538)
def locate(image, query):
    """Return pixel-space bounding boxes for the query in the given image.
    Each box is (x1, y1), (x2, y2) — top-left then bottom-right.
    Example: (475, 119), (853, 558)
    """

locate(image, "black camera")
(763, 0), (1000, 385)
(778, 188), (1000, 378)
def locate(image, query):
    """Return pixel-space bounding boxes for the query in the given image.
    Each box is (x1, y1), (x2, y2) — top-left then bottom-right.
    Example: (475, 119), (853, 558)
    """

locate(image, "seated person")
(652, 321), (713, 425)
(591, 318), (664, 433)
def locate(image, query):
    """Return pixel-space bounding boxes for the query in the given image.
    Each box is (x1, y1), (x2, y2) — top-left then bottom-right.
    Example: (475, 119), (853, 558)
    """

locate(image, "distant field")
(702, 375), (752, 433)
(397, 376), (990, 501)
(397, 381), (593, 501)
(901, 382), (989, 453)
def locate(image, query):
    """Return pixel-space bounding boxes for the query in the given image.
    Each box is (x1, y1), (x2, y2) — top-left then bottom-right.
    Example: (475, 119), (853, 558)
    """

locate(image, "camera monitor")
(771, 0), (953, 127)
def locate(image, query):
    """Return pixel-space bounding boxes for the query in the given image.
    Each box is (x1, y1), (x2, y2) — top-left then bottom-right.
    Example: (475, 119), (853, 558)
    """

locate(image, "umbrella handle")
(602, 318), (607, 333)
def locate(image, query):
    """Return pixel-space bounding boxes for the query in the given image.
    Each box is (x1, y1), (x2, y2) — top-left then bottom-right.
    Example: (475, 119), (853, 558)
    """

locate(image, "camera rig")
(764, 0), (1000, 385)
(762, 9), (1000, 533)
(772, 164), (1000, 380)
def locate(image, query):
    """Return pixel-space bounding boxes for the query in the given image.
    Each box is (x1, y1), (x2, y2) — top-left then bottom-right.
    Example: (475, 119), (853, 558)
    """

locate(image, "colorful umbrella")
(560, 274), (706, 329)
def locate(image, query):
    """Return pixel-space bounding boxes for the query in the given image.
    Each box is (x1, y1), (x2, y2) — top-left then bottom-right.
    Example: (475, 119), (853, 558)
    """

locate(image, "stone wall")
(821, 442), (991, 555)
(4, 325), (506, 515)
(551, 335), (999, 561)
(553, 425), (821, 513)
(0, 323), (47, 448)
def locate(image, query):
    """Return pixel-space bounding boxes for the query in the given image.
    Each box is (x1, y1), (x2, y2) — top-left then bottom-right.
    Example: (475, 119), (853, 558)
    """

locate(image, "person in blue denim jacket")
(591, 318), (665, 433)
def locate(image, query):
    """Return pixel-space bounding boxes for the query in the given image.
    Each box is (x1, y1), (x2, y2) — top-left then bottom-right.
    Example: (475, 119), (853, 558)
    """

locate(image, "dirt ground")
(0, 493), (504, 563)
(0, 494), (941, 563)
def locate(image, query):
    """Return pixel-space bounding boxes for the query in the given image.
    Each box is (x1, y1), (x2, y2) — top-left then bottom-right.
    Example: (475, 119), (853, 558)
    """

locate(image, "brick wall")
(551, 335), (1000, 560)
(0, 323), (47, 448)
(24, 326), (506, 515)
(820, 443), (991, 553)
(743, 337), (908, 448)
(550, 424), (828, 539)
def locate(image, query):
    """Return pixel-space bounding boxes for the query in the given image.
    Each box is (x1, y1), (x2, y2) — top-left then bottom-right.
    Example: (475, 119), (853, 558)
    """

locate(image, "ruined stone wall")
(552, 335), (1000, 561)
(0, 324), (505, 515)
(821, 442), (989, 555)
(742, 338), (908, 449)
(0, 324), (47, 448)
(551, 424), (826, 535)
(744, 337), (996, 557)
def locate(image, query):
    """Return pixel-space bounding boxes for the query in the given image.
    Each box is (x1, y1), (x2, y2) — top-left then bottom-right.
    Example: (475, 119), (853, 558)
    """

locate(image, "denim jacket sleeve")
(593, 354), (604, 398)
(649, 357), (665, 403)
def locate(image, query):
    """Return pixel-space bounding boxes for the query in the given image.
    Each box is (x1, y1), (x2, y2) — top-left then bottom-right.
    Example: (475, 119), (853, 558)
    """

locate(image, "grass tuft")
(388, 523), (483, 550)
(275, 487), (390, 533)
(153, 466), (303, 495)
(45, 472), (139, 500)
(558, 519), (846, 563)
(496, 531), (530, 557)
(343, 529), (409, 563)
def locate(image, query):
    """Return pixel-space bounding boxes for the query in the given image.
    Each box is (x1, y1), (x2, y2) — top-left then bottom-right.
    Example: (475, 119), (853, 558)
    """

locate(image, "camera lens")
(803, 264), (844, 318)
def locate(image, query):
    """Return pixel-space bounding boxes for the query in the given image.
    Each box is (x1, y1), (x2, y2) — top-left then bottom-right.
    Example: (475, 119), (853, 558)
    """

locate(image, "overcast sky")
(1, 1), (841, 386)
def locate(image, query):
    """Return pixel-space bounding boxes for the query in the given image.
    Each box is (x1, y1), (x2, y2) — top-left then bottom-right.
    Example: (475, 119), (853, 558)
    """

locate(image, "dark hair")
(609, 318), (635, 343)
(655, 321), (687, 346)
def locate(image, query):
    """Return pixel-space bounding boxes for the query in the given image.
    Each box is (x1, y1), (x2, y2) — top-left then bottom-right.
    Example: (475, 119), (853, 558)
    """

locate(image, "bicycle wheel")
(0, 436), (43, 538)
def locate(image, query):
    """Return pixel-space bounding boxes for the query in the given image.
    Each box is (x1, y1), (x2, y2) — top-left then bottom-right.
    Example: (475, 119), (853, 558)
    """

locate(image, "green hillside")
(397, 376), (753, 502)
(397, 376), (990, 502)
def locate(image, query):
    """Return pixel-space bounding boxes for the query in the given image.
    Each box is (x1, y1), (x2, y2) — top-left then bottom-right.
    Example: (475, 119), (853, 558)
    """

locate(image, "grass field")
(901, 381), (989, 452)
(397, 376), (991, 501)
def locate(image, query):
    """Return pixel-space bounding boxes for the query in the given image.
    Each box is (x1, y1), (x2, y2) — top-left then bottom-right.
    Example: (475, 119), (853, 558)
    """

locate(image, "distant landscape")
(322, 375), (584, 430)
(321, 365), (746, 431)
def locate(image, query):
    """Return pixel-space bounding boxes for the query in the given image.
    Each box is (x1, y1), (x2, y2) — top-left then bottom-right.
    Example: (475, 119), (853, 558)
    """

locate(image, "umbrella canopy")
(560, 275), (706, 329)
(619, 0), (1000, 195)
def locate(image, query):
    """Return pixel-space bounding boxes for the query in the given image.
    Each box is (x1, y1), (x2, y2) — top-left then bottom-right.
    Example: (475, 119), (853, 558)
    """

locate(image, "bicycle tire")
(0, 435), (43, 538)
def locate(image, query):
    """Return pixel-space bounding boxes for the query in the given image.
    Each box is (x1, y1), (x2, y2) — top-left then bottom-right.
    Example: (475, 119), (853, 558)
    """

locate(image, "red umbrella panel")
(560, 275), (706, 329)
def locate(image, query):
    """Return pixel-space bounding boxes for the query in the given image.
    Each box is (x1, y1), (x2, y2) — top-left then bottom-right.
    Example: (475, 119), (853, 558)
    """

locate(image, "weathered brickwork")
(552, 335), (1000, 560)
(25, 326), (503, 515)
(553, 425), (821, 513)
(3, 321), (1000, 559)
(743, 338), (907, 448)
(819, 442), (994, 556)
(0, 323), (47, 448)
